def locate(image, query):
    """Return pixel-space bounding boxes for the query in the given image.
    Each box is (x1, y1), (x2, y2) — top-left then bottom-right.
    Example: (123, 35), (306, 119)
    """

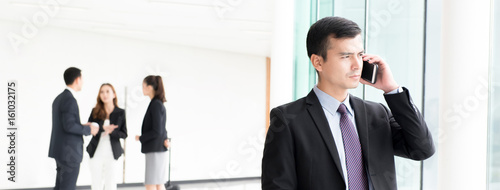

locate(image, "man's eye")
(342, 56), (349, 59)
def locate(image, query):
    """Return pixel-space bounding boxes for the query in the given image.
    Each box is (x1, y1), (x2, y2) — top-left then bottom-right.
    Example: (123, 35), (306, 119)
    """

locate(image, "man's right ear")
(310, 54), (323, 72)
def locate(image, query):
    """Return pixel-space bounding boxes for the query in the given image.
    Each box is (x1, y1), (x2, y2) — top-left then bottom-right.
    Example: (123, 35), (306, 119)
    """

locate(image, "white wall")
(0, 19), (266, 189)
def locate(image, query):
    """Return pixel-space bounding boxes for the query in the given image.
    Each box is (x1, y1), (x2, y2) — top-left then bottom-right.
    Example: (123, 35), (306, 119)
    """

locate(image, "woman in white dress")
(87, 83), (128, 190)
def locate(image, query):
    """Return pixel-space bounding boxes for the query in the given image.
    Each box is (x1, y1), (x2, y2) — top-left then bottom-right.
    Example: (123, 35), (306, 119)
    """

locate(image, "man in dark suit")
(48, 67), (98, 190)
(262, 17), (435, 190)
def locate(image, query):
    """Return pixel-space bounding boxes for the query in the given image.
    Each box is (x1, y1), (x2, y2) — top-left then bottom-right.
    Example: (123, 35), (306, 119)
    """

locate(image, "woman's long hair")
(144, 75), (166, 103)
(92, 83), (119, 120)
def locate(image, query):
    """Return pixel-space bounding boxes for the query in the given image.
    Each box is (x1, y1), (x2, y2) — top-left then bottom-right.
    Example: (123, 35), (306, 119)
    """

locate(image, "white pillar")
(439, 0), (491, 189)
(269, 0), (295, 109)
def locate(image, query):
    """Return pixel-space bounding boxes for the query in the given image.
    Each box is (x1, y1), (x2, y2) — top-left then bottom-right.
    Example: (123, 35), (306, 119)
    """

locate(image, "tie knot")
(337, 103), (348, 114)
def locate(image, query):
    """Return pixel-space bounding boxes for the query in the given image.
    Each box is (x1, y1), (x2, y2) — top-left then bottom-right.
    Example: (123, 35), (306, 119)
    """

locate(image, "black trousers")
(54, 160), (80, 190)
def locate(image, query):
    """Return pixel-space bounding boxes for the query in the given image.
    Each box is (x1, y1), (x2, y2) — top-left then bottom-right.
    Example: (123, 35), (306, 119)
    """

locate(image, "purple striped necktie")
(337, 103), (368, 190)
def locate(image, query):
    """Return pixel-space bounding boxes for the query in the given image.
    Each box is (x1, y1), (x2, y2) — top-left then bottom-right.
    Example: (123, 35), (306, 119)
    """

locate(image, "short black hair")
(63, 67), (81, 85)
(306, 16), (361, 60)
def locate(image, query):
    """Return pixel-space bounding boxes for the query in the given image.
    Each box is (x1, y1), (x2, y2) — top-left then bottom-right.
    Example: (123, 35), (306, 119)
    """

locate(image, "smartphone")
(361, 60), (378, 84)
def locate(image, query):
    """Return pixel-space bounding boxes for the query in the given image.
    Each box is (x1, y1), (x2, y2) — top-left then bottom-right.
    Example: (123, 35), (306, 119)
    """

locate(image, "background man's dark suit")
(86, 107), (127, 160)
(262, 88), (435, 189)
(48, 89), (91, 189)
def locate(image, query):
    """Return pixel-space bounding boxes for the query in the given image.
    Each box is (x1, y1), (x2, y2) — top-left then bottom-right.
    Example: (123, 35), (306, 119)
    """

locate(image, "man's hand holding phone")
(360, 54), (399, 93)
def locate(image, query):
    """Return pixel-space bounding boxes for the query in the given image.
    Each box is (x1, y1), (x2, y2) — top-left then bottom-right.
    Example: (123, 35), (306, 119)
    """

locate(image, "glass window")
(364, 1), (425, 189)
(488, 1), (500, 189)
(293, 0), (316, 99)
(421, 0), (441, 189)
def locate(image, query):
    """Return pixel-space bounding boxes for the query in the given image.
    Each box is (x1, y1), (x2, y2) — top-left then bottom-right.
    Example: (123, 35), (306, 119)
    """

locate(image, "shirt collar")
(313, 85), (354, 117)
(65, 86), (77, 97)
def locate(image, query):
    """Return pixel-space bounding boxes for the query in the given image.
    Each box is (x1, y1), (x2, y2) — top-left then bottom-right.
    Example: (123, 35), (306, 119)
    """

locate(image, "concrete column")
(269, 0), (295, 109)
(439, 0), (491, 189)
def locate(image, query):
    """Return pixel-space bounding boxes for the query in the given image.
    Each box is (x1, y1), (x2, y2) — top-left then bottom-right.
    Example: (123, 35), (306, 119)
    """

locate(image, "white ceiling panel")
(0, 0), (275, 56)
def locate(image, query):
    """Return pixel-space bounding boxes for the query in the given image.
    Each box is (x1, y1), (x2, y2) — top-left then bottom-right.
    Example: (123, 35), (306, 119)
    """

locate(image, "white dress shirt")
(314, 86), (376, 190)
(312, 85), (401, 190)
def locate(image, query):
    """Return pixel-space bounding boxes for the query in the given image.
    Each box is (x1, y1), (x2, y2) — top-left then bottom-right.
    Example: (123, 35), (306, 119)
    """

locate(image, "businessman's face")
(75, 76), (83, 92)
(314, 34), (364, 91)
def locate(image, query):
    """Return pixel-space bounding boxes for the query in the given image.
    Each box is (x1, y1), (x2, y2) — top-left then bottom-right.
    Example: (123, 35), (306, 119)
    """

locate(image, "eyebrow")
(338, 51), (365, 56)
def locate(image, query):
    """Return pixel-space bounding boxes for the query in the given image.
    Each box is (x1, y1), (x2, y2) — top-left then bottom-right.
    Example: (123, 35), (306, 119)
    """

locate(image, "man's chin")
(348, 83), (360, 89)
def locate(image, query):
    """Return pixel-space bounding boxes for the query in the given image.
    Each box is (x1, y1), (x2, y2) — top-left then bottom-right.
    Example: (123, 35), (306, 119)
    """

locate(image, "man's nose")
(352, 56), (362, 70)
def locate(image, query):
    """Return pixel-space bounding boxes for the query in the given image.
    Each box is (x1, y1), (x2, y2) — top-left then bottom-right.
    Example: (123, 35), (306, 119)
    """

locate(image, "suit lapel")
(306, 90), (345, 181)
(349, 95), (370, 167)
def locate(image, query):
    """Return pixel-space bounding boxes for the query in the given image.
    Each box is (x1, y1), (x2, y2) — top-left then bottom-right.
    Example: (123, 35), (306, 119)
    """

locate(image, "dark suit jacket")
(262, 88), (435, 190)
(139, 98), (168, 153)
(48, 89), (91, 166)
(86, 107), (127, 160)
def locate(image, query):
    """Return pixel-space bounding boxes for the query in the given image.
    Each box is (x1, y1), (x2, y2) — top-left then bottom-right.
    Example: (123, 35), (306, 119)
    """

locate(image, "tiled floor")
(116, 179), (260, 190)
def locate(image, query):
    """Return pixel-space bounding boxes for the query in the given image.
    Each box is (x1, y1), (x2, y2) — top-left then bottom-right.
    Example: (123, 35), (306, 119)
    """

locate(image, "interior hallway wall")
(0, 20), (267, 189)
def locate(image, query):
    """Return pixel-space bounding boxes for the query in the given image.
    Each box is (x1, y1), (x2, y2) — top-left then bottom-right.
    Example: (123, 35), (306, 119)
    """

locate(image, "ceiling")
(0, 0), (275, 56)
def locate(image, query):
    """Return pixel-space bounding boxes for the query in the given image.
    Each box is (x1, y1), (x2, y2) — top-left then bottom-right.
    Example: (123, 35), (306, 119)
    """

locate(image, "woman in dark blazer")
(86, 83), (127, 190)
(135, 75), (169, 190)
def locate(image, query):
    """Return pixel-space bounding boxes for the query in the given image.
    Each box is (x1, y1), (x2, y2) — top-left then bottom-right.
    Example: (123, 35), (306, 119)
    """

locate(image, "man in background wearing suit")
(262, 17), (435, 190)
(48, 67), (98, 190)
